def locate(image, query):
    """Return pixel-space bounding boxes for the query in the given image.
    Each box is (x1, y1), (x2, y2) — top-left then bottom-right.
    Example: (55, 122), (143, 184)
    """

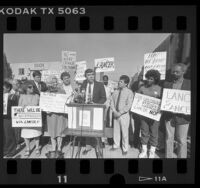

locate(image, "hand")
(113, 111), (121, 118)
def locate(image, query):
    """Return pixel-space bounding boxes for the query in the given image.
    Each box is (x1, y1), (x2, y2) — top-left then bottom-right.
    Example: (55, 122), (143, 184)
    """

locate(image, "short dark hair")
(103, 75), (109, 80)
(60, 71), (70, 80)
(119, 75), (130, 85)
(145, 69), (161, 84)
(85, 68), (94, 77)
(32, 70), (41, 77)
(4, 81), (12, 91)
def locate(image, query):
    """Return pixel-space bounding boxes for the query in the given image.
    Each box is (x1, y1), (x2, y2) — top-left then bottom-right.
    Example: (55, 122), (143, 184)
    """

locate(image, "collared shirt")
(111, 87), (134, 115)
(34, 81), (41, 92)
(85, 82), (94, 103)
(172, 78), (184, 90)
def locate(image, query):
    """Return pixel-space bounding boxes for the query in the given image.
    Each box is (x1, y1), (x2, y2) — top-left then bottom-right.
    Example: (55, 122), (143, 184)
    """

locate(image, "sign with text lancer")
(95, 57), (115, 73)
(160, 89), (191, 115)
(62, 51), (77, 70)
(131, 93), (161, 121)
(143, 52), (167, 80)
(12, 106), (42, 127)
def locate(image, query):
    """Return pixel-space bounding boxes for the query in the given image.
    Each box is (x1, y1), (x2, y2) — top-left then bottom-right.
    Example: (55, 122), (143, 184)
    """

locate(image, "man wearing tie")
(80, 68), (107, 155)
(30, 70), (48, 95)
(110, 75), (134, 155)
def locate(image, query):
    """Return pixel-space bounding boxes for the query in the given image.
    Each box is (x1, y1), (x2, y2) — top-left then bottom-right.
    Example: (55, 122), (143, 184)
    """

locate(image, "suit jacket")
(163, 79), (191, 125)
(3, 94), (19, 119)
(80, 80), (106, 104)
(29, 80), (48, 95)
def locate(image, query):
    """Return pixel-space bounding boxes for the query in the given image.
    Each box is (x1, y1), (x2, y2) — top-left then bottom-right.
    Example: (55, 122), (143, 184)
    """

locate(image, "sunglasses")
(28, 85), (33, 89)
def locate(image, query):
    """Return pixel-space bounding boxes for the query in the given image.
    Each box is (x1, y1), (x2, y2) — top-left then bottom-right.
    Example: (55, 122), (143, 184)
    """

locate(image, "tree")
(3, 53), (12, 80)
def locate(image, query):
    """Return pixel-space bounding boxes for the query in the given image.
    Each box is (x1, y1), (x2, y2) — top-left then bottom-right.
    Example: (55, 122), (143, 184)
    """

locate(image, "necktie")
(38, 83), (41, 92)
(88, 83), (92, 102)
(116, 89), (122, 111)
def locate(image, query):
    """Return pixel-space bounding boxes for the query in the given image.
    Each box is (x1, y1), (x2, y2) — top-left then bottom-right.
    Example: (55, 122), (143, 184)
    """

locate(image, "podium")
(66, 103), (106, 158)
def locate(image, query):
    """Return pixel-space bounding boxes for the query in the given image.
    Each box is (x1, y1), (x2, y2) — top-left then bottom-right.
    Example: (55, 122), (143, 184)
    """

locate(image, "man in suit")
(30, 70), (48, 95)
(80, 69), (106, 155)
(163, 63), (191, 158)
(80, 69), (106, 104)
(29, 70), (48, 134)
(3, 81), (18, 157)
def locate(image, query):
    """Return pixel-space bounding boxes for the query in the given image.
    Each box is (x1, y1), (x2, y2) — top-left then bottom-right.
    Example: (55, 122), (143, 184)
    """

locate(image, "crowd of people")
(3, 63), (191, 158)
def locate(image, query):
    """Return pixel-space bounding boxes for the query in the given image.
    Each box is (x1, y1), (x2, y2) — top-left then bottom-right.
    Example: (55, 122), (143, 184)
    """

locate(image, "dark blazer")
(3, 94), (19, 119)
(163, 79), (191, 125)
(80, 80), (106, 104)
(29, 80), (48, 95)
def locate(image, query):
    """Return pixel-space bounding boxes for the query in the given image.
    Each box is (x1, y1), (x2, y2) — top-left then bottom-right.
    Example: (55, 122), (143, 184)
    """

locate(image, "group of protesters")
(3, 62), (190, 158)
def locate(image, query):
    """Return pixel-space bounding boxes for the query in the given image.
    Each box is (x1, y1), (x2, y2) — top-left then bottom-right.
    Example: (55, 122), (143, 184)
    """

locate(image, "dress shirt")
(85, 82), (94, 103)
(111, 87), (134, 115)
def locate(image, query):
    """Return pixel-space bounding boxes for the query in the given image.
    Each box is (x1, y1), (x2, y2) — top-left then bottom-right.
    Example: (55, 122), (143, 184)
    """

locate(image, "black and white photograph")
(3, 33), (191, 159)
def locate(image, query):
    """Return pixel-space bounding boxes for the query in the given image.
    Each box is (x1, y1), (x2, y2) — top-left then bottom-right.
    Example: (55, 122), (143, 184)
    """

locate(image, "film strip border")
(0, 159), (192, 184)
(0, 5), (197, 184)
(0, 6), (196, 32)
(1, 15), (189, 31)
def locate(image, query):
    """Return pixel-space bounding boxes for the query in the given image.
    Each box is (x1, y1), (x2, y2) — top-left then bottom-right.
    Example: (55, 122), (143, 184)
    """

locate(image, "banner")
(131, 93), (161, 121)
(12, 106), (42, 127)
(41, 70), (63, 83)
(143, 51), (167, 80)
(75, 61), (87, 81)
(160, 89), (191, 115)
(62, 51), (77, 70)
(95, 57), (115, 73)
(39, 92), (70, 113)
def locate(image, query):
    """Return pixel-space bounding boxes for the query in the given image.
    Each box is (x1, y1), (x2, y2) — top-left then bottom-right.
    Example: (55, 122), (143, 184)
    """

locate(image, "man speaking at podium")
(80, 68), (106, 155)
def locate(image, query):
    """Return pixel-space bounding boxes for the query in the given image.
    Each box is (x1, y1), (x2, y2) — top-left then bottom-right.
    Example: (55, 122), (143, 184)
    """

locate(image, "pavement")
(4, 137), (165, 159)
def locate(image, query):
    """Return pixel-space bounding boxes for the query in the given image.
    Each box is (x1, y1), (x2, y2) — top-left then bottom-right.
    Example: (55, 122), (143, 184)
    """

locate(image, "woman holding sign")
(18, 81), (41, 157)
(137, 69), (161, 158)
(46, 73), (73, 158)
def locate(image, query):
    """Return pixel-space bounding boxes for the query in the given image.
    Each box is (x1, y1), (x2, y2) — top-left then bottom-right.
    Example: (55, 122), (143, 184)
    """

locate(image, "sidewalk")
(5, 139), (164, 159)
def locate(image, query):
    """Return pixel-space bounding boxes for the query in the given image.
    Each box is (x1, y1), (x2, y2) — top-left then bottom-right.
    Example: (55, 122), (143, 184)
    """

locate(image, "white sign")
(62, 51), (77, 70)
(95, 57), (115, 73)
(131, 93), (161, 121)
(39, 92), (70, 113)
(160, 89), (191, 115)
(41, 70), (63, 83)
(79, 110), (91, 127)
(75, 61), (87, 81)
(143, 52), (167, 80)
(12, 106), (42, 127)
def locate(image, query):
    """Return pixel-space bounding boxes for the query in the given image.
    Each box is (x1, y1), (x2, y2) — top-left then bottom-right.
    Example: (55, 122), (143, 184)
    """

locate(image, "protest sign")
(131, 93), (161, 121)
(41, 70), (63, 83)
(62, 51), (77, 70)
(39, 92), (70, 113)
(12, 106), (42, 127)
(95, 57), (115, 73)
(75, 61), (87, 81)
(143, 52), (167, 80)
(160, 89), (190, 115)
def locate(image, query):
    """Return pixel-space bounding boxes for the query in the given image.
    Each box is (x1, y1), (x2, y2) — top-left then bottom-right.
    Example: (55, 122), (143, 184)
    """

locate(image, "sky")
(4, 33), (170, 81)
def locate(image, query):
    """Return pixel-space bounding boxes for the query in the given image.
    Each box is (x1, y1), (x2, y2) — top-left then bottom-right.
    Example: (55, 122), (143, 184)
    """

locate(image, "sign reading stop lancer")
(95, 57), (115, 73)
